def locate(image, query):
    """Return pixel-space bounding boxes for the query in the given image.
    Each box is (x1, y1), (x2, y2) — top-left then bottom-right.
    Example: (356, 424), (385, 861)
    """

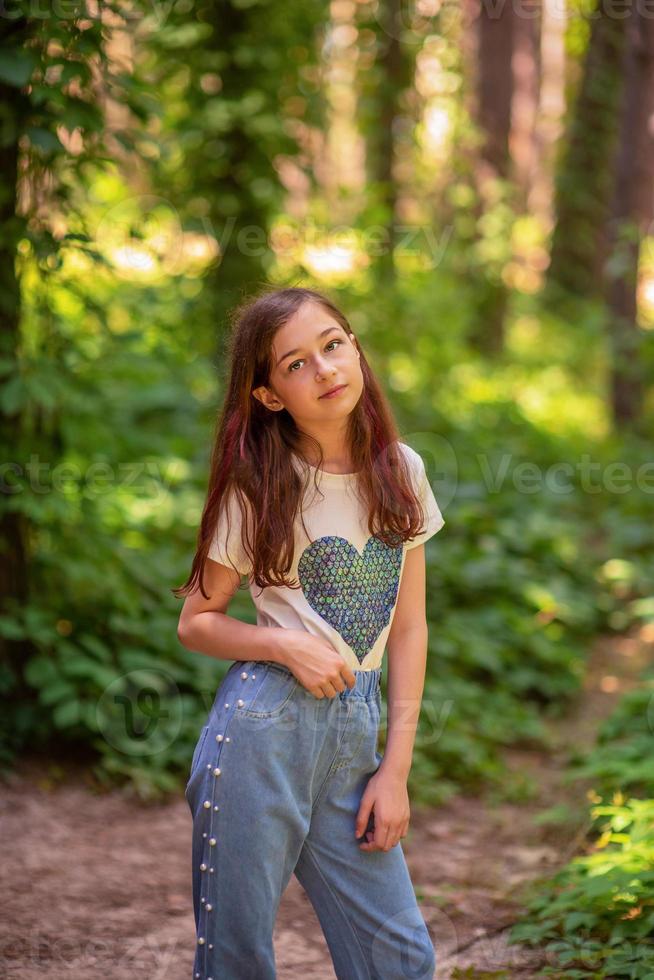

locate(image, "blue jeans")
(185, 658), (436, 979)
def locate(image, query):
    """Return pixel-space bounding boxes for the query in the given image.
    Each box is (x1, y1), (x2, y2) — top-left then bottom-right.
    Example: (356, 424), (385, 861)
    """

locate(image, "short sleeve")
(207, 488), (253, 576)
(402, 445), (445, 550)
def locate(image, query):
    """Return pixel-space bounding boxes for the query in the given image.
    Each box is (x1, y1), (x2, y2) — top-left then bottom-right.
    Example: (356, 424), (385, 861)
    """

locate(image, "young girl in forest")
(175, 285), (446, 980)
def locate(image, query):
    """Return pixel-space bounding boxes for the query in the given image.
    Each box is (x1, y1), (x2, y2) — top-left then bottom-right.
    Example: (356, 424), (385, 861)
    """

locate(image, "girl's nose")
(314, 357), (336, 379)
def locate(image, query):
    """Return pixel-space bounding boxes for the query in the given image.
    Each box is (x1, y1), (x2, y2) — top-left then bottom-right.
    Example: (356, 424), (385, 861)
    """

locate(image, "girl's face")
(251, 301), (364, 426)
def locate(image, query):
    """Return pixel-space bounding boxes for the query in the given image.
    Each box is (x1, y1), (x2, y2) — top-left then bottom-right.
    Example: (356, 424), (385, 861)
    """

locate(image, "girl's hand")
(279, 630), (357, 698)
(355, 769), (410, 852)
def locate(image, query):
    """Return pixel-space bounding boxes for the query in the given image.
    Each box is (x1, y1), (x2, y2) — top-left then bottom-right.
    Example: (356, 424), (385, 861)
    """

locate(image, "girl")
(175, 285), (445, 980)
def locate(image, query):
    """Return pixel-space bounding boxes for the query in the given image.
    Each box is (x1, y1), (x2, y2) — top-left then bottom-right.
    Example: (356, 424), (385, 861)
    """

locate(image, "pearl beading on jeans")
(194, 667), (257, 977)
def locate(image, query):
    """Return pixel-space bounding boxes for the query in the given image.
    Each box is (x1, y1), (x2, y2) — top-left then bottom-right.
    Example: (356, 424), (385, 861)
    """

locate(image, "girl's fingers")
(385, 823), (405, 849)
(358, 822), (405, 851)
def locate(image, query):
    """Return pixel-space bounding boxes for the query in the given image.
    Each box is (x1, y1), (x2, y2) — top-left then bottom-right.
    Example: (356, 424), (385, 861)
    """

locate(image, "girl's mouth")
(320, 384), (347, 399)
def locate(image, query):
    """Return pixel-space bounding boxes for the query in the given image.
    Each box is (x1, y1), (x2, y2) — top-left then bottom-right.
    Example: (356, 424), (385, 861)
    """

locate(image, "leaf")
(0, 356), (19, 377)
(60, 61), (92, 86)
(0, 48), (37, 87)
(39, 680), (76, 706)
(0, 375), (27, 414)
(61, 97), (103, 132)
(77, 634), (113, 662)
(60, 657), (116, 687)
(563, 911), (594, 931)
(62, 232), (92, 243)
(0, 616), (26, 640)
(24, 656), (58, 687)
(26, 126), (64, 153)
(53, 698), (81, 728)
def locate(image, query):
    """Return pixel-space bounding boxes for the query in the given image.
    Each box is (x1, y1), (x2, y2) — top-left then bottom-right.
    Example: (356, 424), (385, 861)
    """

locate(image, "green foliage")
(509, 796), (654, 977)
(564, 678), (654, 799)
(402, 407), (610, 804)
(508, 633), (654, 977)
(138, 0), (329, 323)
(0, 1), (146, 168)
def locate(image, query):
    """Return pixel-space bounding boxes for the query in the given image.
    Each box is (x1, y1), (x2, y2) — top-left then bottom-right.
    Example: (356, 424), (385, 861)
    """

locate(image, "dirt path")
(1, 628), (650, 979)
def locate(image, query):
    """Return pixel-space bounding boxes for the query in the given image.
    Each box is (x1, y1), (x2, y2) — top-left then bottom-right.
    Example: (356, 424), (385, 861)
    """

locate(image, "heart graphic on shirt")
(298, 536), (403, 664)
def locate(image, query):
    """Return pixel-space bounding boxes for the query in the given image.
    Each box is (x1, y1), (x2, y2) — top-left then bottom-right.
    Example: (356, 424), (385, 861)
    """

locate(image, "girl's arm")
(354, 544), (429, 850)
(379, 544), (429, 780)
(177, 558), (288, 664)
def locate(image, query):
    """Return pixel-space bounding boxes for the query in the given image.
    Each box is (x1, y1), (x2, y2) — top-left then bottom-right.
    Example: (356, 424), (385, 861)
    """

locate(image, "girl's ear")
(252, 385), (284, 411)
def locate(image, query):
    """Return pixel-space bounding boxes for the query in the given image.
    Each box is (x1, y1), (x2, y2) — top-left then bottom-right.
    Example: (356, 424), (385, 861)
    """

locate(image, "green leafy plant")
(509, 794), (654, 978)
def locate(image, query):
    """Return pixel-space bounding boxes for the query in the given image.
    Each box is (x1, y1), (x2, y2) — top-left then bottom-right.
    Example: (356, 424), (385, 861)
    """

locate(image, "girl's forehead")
(276, 302), (340, 338)
(270, 313), (345, 366)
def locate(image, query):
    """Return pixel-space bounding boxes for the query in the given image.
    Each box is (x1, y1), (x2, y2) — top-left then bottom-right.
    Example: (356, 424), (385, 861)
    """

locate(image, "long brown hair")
(173, 284), (430, 599)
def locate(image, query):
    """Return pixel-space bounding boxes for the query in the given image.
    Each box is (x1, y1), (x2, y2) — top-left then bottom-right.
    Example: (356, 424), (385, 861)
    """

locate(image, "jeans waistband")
(343, 666), (382, 699)
(261, 660), (381, 700)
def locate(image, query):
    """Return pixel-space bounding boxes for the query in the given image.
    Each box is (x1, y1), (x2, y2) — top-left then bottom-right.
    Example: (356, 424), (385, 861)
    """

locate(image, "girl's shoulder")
(396, 440), (419, 465)
(395, 441), (427, 480)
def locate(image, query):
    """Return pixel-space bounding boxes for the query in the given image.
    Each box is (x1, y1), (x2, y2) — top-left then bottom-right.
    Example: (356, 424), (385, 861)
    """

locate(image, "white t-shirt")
(207, 442), (445, 672)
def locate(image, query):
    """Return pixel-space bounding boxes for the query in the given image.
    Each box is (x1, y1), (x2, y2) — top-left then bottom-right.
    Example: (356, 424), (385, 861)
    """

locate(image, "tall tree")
(529, 0), (567, 227)
(0, 14), (32, 664)
(477, 0), (514, 180)
(604, 7), (654, 427)
(546, 0), (627, 299)
(358, 0), (415, 283)
(143, 0), (328, 330)
(467, 0), (516, 354)
(511, 0), (542, 210)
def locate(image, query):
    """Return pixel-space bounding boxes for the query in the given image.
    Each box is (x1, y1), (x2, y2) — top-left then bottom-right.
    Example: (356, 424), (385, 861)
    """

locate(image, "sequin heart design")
(298, 536), (403, 663)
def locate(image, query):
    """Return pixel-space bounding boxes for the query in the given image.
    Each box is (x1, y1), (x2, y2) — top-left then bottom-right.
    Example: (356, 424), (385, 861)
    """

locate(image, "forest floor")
(1, 625), (651, 980)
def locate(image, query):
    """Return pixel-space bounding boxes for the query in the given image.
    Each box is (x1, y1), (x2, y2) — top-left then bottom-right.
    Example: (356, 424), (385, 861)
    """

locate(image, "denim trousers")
(184, 658), (436, 980)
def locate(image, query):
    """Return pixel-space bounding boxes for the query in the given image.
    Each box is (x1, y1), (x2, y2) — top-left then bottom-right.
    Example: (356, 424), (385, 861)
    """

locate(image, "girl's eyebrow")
(276, 326), (343, 368)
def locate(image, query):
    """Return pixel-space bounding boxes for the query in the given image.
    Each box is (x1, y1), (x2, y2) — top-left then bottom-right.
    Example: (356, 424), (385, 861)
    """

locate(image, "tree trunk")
(374, 0), (401, 283)
(477, 0), (515, 180)
(605, 7), (654, 428)
(468, 0), (515, 354)
(0, 15), (34, 731)
(529, 0), (567, 230)
(201, 3), (278, 325)
(512, 0), (542, 211)
(358, 0), (411, 284)
(547, 0), (627, 300)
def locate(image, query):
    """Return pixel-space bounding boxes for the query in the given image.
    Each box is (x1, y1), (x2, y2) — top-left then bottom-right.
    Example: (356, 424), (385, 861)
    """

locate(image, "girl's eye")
(288, 339), (342, 373)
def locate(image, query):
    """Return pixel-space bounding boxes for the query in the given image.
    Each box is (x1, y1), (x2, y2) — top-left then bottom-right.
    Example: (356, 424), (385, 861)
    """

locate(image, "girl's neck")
(296, 438), (353, 474)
